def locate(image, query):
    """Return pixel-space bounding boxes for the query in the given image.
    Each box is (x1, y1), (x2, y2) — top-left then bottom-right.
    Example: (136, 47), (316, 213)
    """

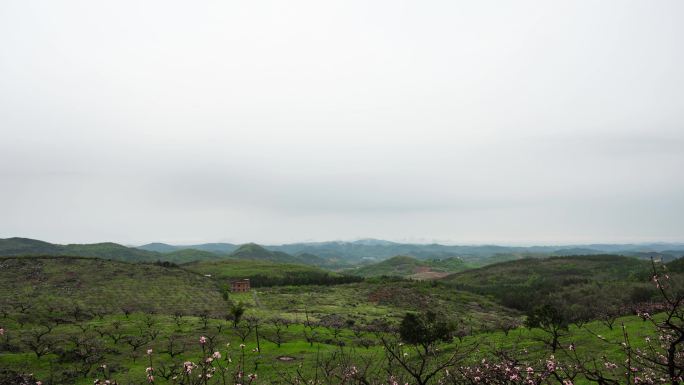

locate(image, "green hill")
(229, 243), (328, 266)
(230, 243), (290, 259)
(137, 242), (239, 254)
(136, 242), (180, 253)
(667, 256), (684, 272)
(0, 256), (226, 315)
(0, 237), (60, 255)
(443, 254), (654, 311)
(0, 238), (161, 261)
(59, 242), (163, 262)
(350, 255), (469, 278)
(163, 248), (223, 263)
(183, 258), (362, 287)
(0, 237), (224, 263)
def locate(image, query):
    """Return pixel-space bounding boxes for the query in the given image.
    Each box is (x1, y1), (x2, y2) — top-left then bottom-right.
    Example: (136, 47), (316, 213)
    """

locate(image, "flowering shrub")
(141, 337), (258, 385)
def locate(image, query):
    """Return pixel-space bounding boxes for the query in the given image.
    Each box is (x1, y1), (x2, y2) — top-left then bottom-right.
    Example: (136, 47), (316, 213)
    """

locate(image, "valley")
(0, 238), (682, 384)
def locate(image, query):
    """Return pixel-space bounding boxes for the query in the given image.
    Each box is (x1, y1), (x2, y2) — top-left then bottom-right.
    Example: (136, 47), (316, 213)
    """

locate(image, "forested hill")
(441, 254), (663, 311)
(349, 255), (469, 278)
(0, 237), (162, 262)
(265, 240), (684, 262)
(0, 238), (235, 264)
(0, 238), (328, 265)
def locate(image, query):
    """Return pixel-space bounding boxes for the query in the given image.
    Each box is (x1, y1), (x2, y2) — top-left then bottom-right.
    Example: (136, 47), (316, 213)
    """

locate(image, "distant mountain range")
(139, 242), (239, 254)
(140, 239), (684, 262)
(263, 240), (684, 262)
(0, 238), (334, 266)
(0, 237), (164, 262)
(2, 237), (683, 266)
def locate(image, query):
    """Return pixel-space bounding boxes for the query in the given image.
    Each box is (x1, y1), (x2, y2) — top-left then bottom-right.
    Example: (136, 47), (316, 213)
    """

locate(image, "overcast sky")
(1, 1), (683, 246)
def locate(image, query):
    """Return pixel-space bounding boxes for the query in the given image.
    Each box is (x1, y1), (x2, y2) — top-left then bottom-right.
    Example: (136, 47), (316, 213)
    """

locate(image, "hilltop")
(442, 254), (655, 311)
(0, 238), (323, 265)
(229, 243), (329, 266)
(0, 237), (161, 262)
(0, 237), (225, 263)
(350, 255), (469, 279)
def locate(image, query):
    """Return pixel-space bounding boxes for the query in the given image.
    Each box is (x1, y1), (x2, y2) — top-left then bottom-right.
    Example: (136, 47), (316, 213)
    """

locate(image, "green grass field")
(0, 307), (660, 385)
(0, 255), (678, 385)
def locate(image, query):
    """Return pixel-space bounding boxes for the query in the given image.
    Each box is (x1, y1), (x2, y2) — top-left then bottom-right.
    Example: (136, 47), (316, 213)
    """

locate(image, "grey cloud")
(0, 0), (683, 244)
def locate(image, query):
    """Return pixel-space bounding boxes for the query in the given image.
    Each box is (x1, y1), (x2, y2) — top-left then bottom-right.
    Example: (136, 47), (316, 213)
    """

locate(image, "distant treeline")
(245, 271), (364, 287)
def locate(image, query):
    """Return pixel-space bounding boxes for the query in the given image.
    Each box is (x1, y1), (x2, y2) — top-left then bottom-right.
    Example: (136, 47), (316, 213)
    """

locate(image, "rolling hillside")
(442, 254), (656, 311)
(0, 237), (160, 261)
(266, 239), (684, 262)
(0, 237), (228, 263)
(229, 243), (329, 266)
(350, 255), (469, 279)
(183, 258), (361, 287)
(0, 256), (226, 314)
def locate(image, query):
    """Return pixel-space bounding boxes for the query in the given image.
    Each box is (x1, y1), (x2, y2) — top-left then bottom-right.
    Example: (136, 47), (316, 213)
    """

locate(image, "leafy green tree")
(381, 311), (465, 385)
(230, 301), (246, 328)
(525, 303), (569, 352)
(399, 311), (454, 353)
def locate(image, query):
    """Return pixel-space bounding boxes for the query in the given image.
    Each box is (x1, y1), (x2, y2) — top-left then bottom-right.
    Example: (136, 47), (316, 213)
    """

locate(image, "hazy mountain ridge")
(263, 240), (684, 262)
(0, 238), (330, 266)
(0, 238), (240, 264)
(3, 237), (683, 267)
(138, 242), (238, 254)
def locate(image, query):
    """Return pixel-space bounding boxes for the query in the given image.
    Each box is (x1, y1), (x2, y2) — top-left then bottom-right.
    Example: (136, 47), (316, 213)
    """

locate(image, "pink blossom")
(183, 361), (195, 374)
(199, 336), (207, 345)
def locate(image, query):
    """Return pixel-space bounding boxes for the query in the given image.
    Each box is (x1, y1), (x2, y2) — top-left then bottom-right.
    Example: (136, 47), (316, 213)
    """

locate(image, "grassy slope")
(0, 255), (670, 384)
(230, 243), (328, 265)
(0, 304), (659, 385)
(182, 258), (347, 285)
(442, 254), (655, 310)
(0, 256), (226, 314)
(0, 237), (236, 264)
(162, 248), (223, 263)
(446, 254), (649, 284)
(230, 280), (519, 328)
(350, 255), (469, 278)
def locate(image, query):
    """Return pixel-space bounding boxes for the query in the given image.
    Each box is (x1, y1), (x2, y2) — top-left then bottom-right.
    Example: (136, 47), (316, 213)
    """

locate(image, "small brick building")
(230, 279), (250, 292)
